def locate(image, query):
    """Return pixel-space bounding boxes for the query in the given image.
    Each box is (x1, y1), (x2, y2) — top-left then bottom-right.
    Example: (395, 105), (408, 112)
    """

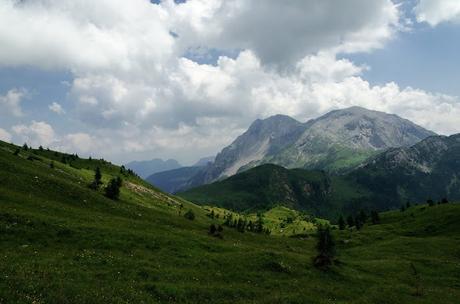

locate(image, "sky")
(1, 0), (460, 165)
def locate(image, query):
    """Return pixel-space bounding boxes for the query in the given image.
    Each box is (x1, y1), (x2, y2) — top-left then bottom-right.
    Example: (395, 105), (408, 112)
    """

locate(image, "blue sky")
(0, 0), (459, 165)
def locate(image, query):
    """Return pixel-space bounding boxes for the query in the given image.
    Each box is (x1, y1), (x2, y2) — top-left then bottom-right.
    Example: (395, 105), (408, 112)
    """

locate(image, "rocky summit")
(190, 107), (435, 187)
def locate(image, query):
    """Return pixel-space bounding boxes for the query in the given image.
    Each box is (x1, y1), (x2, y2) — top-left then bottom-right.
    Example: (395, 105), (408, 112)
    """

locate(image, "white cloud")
(166, 0), (401, 65)
(0, 128), (12, 142)
(49, 102), (65, 115)
(0, 0), (459, 164)
(414, 0), (460, 26)
(0, 88), (25, 117)
(12, 121), (56, 147)
(0, 0), (175, 72)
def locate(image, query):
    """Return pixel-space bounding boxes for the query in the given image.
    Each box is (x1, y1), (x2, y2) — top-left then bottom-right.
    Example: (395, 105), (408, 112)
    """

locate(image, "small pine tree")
(338, 216), (346, 230)
(355, 217), (362, 230)
(441, 198), (449, 204)
(95, 167), (102, 184)
(371, 211), (380, 225)
(13, 148), (20, 156)
(314, 225), (336, 268)
(406, 201), (411, 209)
(89, 167), (103, 190)
(427, 199), (435, 207)
(346, 215), (355, 228)
(39, 145), (44, 151)
(400, 205), (406, 212)
(22, 143), (29, 150)
(359, 210), (368, 223)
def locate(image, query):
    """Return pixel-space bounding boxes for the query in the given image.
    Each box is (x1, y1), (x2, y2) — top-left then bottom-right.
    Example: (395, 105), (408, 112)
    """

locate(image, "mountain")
(270, 106), (436, 171)
(193, 156), (215, 167)
(348, 133), (460, 210)
(190, 107), (435, 186)
(179, 164), (370, 217)
(125, 158), (182, 179)
(180, 134), (460, 215)
(146, 156), (215, 193)
(190, 114), (306, 185)
(146, 166), (207, 193)
(1, 139), (460, 303)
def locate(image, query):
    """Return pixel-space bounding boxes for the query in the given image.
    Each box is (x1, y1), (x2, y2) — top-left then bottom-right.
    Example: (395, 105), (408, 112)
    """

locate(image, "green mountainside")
(1, 140), (460, 303)
(180, 164), (370, 217)
(180, 134), (460, 216)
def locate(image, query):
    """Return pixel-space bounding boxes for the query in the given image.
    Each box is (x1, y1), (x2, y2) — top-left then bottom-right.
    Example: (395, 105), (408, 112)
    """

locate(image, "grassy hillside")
(1, 141), (459, 303)
(179, 164), (371, 217)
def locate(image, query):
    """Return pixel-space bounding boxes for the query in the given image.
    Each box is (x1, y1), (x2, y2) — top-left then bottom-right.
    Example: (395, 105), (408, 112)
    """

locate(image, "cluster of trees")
(88, 167), (122, 200)
(337, 210), (380, 231)
(427, 198), (449, 207)
(60, 154), (79, 165)
(223, 213), (270, 234)
(119, 165), (136, 177)
(207, 210), (221, 219)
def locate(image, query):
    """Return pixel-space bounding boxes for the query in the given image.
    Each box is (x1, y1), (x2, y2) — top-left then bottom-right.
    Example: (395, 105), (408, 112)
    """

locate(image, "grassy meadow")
(0, 141), (459, 303)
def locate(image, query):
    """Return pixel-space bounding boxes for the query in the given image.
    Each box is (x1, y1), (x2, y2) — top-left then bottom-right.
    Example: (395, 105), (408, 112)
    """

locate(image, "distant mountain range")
(125, 158), (182, 179)
(179, 134), (460, 216)
(146, 155), (215, 193)
(154, 106), (435, 192)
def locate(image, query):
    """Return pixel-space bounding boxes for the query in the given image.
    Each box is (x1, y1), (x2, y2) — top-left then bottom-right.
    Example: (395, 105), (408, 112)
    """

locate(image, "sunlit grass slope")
(0, 141), (459, 303)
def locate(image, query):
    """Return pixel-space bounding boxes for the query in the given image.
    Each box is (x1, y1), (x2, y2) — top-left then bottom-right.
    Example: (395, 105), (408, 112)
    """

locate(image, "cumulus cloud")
(166, 0), (401, 65)
(0, 88), (25, 117)
(12, 121), (56, 147)
(49, 102), (65, 115)
(0, 128), (12, 142)
(0, 0), (459, 163)
(0, 0), (175, 72)
(414, 0), (460, 26)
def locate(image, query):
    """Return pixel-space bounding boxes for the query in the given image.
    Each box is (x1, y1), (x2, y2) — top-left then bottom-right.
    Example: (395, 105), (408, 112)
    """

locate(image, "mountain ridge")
(187, 106), (435, 188)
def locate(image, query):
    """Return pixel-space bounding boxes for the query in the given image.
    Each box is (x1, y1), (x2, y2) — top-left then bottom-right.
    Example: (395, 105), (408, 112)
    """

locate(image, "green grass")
(1, 141), (459, 303)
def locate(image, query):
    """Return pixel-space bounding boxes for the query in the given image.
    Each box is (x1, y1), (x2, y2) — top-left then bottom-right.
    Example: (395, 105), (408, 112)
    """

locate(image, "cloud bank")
(0, 0), (459, 163)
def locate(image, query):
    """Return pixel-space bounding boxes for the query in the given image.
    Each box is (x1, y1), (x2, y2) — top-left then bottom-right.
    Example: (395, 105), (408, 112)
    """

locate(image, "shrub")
(184, 210), (195, 221)
(209, 224), (217, 235)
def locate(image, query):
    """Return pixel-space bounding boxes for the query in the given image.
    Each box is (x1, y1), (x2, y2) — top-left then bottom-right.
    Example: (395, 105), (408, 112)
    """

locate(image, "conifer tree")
(314, 225), (336, 268)
(427, 199), (435, 207)
(371, 211), (380, 224)
(346, 215), (354, 228)
(338, 216), (346, 230)
(359, 210), (368, 223)
(105, 177), (122, 200)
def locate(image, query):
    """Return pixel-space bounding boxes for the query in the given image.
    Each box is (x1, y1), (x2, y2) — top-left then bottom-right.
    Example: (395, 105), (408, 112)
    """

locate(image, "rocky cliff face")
(192, 114), (305, 184)
(191, 107), (435, 186)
